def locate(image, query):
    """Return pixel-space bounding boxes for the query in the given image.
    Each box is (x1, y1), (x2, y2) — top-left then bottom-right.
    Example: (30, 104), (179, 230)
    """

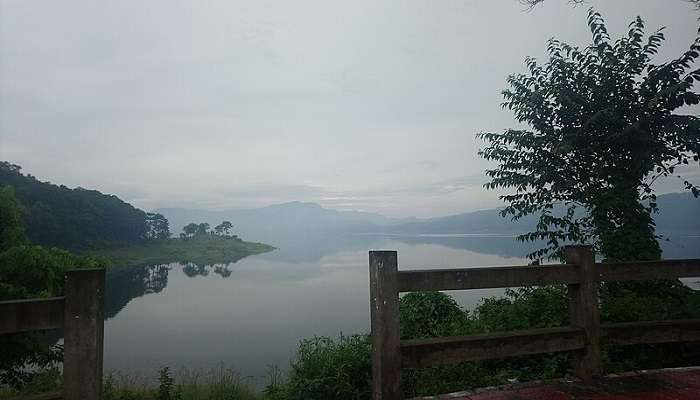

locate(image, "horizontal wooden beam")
(0, 297), (65, 335)
(597, 259), (700, 282)
(601, 319), (700, 346)
(400, 326), (585, 368)
(397, 264), (580, 292)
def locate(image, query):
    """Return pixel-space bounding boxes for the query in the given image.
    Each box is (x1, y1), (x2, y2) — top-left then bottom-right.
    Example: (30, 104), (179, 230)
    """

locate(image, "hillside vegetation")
(0, 162), (147, 249)
(88, 235), (274, 268)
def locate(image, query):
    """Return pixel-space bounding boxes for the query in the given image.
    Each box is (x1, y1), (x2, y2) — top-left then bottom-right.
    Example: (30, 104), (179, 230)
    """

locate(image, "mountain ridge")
(157, 192), (700, 242)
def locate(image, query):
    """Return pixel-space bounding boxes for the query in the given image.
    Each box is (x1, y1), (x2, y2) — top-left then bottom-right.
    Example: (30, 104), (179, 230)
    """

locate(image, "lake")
(101, 232), (700, 386)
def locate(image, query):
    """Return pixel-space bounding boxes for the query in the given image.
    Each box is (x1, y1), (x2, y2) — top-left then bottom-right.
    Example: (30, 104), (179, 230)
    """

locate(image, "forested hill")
(0, 162), (147, 249)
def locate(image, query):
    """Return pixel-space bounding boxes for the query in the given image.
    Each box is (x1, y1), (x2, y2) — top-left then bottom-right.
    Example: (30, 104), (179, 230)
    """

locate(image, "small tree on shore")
(145, 213), (170, 240)
(479, 9), (700, 262)
(182, 223), (198, 240)
(214, 221), (233, 237)
(196, 223), (210, 236)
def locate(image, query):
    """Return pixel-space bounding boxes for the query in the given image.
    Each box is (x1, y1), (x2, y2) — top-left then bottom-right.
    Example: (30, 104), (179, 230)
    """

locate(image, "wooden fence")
(0, 269), (105, 400)
(369, 245), (700, 399)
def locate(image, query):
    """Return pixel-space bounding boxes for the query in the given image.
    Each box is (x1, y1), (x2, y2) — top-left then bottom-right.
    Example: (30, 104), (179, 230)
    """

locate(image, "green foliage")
(87, 234), (274, 268)
(182, 223), (199, 239)
(601, 280), (700, 323)
(0, 185), (26, 252)
(0, 186), (108, 387)
(268, 291), (571, 399)
(145, 213), (171, 240)
(400, 290), (572, 397)
(0, 368), (62, 398)
(0, 162), (150, 249)
(478, 9), (700, 261)
(214, 221), (234, 238)
(399, 292), (472, 339)
(475, 286), (568, 331)
(196, 223), (210, 236)
(158, 367), (176, 400)
(0, 244), (106, 386)
(271, 283), (700, 399)
(101, 367), (259, 400)
(0, 245), (104, 300)
(272, 335), (372, 400)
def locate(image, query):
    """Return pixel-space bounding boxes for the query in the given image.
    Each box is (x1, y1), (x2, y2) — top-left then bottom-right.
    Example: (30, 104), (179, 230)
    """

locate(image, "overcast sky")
(1, 0), (699, 217)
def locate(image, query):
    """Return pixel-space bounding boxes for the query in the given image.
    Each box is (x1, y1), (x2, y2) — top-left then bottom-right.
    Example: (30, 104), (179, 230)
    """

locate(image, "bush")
(0, 245), (106, 387)
(270, 335), (372, 400)
(399, 292), (473, 339)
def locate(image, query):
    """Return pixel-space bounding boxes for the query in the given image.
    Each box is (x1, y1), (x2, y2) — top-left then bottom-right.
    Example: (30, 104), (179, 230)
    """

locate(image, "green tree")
(478, 9), (700, 262)
(0, 185), (26, 252)
(145, 212), (170, 240)
(399, 292), (471, 339)
(214, 221), (233, 237)
(0, 184), (107, 386)
(0, 162), (148, 249)
(196, 222), (210, 236)
(182, 223), (198, 239)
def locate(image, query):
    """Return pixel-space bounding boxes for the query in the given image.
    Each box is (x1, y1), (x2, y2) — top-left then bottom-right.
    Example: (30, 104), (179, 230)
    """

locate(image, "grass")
(103, 366), (260, 400)
(0, 366), (260, 400)
(86, 235), (275, 268)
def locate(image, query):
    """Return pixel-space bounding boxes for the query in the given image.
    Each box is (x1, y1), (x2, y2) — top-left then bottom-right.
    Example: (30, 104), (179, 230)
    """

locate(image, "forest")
(0, 162), (158, 249)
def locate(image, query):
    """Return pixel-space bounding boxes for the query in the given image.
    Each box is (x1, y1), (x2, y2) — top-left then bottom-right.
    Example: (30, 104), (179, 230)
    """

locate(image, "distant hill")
(389, 209), (534, 234)
(388, 192), (700, 235)
(0, 162), (148, 249)
(159, 192), (699, 243)
(158, 201), (413, 244)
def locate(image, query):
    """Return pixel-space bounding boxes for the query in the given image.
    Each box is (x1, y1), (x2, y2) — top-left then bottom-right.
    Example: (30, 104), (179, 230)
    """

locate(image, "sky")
(1, 0), (699, 218)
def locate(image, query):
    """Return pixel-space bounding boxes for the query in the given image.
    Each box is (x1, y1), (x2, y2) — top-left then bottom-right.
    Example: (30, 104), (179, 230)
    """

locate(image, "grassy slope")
(87, 235), (275, 268)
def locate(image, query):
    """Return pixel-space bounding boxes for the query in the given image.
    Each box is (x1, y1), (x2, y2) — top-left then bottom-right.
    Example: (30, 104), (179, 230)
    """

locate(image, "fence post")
(63, 269), (105, 400)
(565, 245), (601, 380)
(369, 251), (401, 400)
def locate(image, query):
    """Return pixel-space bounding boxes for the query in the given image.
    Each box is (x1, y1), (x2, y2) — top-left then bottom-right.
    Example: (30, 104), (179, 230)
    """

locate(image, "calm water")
(101, 233), (700, 386)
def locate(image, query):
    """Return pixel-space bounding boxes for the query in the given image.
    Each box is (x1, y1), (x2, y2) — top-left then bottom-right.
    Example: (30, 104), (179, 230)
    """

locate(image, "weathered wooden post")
(63, 269), (105, 400)
(565, 245), (601, 379)
(369, 251), (402, 400)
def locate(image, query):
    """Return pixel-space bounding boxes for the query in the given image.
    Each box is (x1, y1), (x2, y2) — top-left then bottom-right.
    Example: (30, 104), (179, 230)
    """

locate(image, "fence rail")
(368, 246), (700, 400)
(0, 269), (105, 400)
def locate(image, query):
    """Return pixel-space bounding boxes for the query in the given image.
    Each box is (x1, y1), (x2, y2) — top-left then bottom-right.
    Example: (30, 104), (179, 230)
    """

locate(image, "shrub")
(0, 245), (106, 387)
(274, 335), (372, 400)
(399, 292), (473, 339)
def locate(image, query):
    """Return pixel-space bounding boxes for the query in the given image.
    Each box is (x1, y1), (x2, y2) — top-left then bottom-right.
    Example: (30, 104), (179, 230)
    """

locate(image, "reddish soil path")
(410, 367), (700, 400)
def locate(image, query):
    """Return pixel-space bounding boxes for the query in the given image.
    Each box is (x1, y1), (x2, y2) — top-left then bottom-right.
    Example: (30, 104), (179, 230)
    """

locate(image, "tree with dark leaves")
(214, 220), (233, 237)
(479, 9), (700, 262)
(145, 212), (171, 240)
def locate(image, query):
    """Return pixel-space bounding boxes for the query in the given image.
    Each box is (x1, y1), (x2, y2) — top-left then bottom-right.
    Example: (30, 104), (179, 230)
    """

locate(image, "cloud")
(1, 0), (699, 217)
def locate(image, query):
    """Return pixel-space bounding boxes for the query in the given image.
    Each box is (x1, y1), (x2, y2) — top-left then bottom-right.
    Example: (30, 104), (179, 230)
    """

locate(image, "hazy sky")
(1, 0), (699, 217)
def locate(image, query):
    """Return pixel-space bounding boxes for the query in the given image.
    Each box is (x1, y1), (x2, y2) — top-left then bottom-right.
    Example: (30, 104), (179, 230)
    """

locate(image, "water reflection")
(105, 264), (170, 319)
(103, 232), (700, 386)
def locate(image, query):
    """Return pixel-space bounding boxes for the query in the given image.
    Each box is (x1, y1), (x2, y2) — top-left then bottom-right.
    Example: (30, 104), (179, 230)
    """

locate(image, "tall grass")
(102, 365), (258, 400)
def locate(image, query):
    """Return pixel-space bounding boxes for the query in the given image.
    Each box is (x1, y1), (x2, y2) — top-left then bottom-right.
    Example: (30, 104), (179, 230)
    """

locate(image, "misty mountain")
(158, 193), (699, 245)
(391, 193), (700, 234)
(158, 201), (413, 244)
(389, 192), (700, 235)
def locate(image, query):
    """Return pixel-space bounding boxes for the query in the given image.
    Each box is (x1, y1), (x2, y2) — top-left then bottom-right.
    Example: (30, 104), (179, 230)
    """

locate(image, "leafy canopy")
(0, 186), (107, 386)
(0, 186), (26, 252)
(0, 162), (152, 249)
(478, 9), (700, 261)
